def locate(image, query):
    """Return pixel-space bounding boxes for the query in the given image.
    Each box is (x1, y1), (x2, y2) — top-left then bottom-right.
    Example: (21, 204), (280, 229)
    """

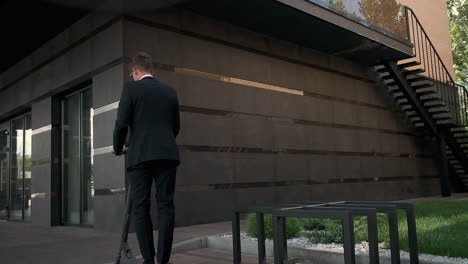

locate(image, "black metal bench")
(232, 201), (419, 264)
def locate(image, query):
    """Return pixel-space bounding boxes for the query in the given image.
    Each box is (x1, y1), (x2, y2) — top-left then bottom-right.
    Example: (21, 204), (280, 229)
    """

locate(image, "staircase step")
(411, 79), (433, 86)
(388, 87), (401, 93)
(413, 83), (434, 90)
(393, 93), (406, 100)
(451, 127), (468, 132)
(386, 82), (399, 87)
(453, 133), (468, 137)
(453, 165), (463, 169)
(420, 96), (441, 102)
(428, 107), (450, 114)
(433, 113), (453, 118)
(414, 122), (425, 128)
(377, 67), (389, 73)
(433, 115), (454, 121)
(398, 61), (421, 69)
(456, 169), (466, 174)
(416, 88), (438, 96)
(382, 74), (394, 80)
(408, 76), (428, 84)
(425, 101), (446, 107)
(403, 68), (425, 76)
(436, 119), (456, 125)
(401, 105), (414, 111)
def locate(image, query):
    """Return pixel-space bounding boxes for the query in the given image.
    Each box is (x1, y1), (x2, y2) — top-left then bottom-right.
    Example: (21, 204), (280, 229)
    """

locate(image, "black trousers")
(128, 160), (177, 264)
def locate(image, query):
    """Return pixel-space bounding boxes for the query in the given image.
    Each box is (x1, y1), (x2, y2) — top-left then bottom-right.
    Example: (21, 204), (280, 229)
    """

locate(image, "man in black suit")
(113, 52), (180, 264)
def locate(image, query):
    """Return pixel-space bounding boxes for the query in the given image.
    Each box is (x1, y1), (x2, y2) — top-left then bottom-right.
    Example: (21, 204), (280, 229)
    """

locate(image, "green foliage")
(447, 0), (468, 85)
(247, 214), (301, 240)
(301, 218), (343, 243)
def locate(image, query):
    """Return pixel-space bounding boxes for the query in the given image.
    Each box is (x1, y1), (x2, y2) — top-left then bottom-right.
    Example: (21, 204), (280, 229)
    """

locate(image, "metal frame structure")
(233, 201), (419, 264)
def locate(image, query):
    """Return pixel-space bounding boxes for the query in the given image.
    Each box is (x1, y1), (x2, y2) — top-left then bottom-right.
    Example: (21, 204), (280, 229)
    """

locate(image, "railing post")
(256, 213), (266, 264)
(438, 134), (451, 197)
(405, 6), (411, 43)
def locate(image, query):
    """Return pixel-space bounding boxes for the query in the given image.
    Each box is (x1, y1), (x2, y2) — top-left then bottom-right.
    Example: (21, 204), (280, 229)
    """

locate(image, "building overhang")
(182, 0), (414, 66)
(1, 0), (415, 75)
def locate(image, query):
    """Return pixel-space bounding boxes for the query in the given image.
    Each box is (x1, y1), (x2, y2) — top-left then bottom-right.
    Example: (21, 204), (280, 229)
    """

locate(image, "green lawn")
(247, 200), (468, 258)
(395, 200), (468, 258)
(352, 200), (468, 258)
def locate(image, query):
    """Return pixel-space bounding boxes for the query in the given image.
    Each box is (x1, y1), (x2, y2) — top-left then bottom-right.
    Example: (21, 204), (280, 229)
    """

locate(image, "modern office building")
(0, 0), (466, 233)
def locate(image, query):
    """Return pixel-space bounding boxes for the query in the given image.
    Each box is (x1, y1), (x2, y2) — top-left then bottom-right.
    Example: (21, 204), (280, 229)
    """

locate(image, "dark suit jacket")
(113, 76), (180, 168)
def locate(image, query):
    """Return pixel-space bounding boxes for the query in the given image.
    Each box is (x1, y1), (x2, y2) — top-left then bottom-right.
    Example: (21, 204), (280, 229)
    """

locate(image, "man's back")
(113, 76), (180, 168)
(113, 52), (179, 264)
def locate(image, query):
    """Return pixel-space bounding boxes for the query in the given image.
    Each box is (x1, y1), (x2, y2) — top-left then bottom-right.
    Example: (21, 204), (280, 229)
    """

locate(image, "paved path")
(0, 220), (247, 264)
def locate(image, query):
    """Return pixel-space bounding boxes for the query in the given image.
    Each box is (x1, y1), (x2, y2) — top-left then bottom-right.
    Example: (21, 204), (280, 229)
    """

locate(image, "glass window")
(0, 125), (8, 220)
(63, 93), (81, 224)
(62, 88), (94, 225)
(10, 117), (24, 221)
(24, 114), (32, 221)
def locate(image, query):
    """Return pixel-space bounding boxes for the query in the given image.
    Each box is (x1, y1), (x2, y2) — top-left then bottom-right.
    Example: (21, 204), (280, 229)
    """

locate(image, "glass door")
(0, 114), (32, 222)
(0, 123), (9, 220)
(10, 117), (25, 220)
(62, 88), (94, 226)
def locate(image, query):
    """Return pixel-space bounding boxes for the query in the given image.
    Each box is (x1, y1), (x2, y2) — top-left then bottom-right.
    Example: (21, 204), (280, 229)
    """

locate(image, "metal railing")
(456, 84), (468, 126)
(406, 7), (468, 127)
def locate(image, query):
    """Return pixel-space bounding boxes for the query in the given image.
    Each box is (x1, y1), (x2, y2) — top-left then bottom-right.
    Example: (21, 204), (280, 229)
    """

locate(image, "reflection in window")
(311, 0), (408, 39)
(24, 115), (32, 221)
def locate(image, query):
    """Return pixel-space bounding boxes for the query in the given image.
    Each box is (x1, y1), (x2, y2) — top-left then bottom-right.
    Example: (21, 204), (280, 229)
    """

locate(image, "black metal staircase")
(374, 7), (468, 194)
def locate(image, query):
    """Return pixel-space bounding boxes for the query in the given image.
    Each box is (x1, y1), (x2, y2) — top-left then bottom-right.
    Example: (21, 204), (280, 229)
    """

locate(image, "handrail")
(405, 7), (468, 126)
(406, 6), (455, 84)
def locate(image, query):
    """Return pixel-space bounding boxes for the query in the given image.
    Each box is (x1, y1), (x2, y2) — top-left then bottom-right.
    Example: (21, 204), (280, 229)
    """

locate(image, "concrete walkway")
(0, 220), (247, 264)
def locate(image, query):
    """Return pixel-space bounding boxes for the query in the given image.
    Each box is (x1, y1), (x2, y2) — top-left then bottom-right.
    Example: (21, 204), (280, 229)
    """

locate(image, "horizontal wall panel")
(177, 151), (234, 185)
(92, 63), (126, 108)
(32, 131), (51, 162)
(94, 194), (125, 232)
(93, 152), (126, 190)
(123, 20), (386, 109)
(174, 190), (236, 226)
(93, 109), (117, 148)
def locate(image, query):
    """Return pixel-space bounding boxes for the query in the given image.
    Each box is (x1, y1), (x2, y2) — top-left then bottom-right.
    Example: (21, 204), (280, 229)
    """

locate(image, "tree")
(447, 0), (468, 86)
(330, 0), (346, 12)
(358, 0), (407, 39)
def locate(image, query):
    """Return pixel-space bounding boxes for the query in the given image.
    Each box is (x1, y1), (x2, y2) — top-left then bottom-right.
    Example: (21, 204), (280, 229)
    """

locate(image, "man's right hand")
(111, 146), (128, 156)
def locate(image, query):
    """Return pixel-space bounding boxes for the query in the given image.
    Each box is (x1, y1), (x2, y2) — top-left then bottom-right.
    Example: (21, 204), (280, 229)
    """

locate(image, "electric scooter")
(114, 183), (137, 264)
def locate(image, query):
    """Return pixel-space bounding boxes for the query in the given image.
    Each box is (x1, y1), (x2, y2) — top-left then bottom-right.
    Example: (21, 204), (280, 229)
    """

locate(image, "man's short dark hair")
(130, 52), (154, 73)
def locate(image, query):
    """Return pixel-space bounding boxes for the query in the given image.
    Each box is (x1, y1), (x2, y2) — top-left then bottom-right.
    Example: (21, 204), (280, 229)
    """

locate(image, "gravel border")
(220, 233), (468, 264)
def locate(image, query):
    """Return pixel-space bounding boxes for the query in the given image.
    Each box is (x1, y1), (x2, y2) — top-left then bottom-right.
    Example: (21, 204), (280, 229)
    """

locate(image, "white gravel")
(220, 232), (468, 264)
